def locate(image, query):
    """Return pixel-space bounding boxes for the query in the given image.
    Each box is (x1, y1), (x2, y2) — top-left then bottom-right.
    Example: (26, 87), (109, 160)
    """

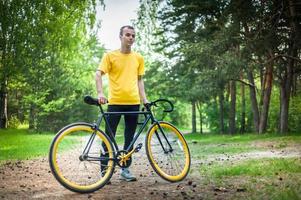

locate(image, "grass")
(185, 133), (301, 200)
(0, 129), (54, 163)
(0, 128), (134, 165)
(209, 158), (301, 178)
(185, 132), (301, 144)
(185, 133), (301, 158)
(216, 157), (301, 200)
(189, 142), (257, 158)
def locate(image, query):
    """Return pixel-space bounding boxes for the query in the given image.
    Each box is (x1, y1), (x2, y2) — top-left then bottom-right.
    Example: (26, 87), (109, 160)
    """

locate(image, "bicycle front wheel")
(49, 123), (115, 193)
(146, 121), (191, 182)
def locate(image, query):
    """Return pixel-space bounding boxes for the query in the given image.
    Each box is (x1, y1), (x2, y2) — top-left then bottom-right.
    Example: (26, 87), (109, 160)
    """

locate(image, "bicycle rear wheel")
(145, 121), (191, 182)
(49, 123), (115, 193)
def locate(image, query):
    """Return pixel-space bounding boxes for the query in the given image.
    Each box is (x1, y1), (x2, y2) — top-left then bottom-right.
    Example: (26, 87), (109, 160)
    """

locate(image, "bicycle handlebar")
(84, 96), (174, 113)
(144, 99), (174, 113)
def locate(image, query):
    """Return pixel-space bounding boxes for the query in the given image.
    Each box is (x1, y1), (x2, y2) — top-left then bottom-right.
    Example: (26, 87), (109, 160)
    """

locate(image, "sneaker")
(120, 168), (137, 182)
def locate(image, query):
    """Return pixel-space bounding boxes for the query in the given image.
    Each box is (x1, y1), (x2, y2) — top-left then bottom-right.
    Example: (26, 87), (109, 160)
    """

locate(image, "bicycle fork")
(155, 127), (174, 154)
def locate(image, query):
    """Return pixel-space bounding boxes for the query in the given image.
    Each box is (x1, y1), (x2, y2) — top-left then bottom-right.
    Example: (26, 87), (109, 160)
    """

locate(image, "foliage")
(136, 0), (301, 134)
(1, 1), (105, 131)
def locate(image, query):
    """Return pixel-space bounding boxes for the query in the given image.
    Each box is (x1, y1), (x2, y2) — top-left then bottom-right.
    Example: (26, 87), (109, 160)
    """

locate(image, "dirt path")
(0, 142), (300, 200)
(0, 147), (202, 200)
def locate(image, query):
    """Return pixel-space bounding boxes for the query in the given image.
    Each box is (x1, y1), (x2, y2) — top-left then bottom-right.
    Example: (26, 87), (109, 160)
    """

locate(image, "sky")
(96, 0), (140, 50)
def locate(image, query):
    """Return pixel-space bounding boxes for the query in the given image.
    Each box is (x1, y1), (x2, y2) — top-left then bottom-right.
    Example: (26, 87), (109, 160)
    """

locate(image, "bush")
(8, 115), (21, 128)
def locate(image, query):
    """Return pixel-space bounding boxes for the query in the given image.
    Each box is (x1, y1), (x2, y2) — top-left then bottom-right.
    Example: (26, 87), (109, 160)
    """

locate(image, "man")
(95, 25), (148, 182)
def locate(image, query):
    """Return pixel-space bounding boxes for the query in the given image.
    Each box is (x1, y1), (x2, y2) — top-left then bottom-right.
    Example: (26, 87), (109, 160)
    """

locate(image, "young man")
(95, 25), (148, 181)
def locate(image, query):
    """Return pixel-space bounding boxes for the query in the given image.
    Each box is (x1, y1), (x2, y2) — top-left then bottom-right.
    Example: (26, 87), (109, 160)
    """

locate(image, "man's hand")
(142, 98), (149, 105)
(98, 93), (108, 104)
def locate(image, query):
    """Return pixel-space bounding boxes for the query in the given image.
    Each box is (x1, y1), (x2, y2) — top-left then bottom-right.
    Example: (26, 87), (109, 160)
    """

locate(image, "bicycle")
(49, 96), (191, 193)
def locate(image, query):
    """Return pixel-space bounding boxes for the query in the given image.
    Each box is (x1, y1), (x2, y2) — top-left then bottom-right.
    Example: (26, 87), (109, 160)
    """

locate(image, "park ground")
(0, 129), (300, 199)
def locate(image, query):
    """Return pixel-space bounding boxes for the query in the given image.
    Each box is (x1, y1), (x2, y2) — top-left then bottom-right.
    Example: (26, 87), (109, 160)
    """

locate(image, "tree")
(1, 0), (105, 131)
(136, 0), (301, 134)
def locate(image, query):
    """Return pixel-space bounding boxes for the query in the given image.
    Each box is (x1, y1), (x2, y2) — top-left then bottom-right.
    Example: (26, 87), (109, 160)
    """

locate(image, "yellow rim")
(51, 125), (113, 191)
(147, 122), (190, 181)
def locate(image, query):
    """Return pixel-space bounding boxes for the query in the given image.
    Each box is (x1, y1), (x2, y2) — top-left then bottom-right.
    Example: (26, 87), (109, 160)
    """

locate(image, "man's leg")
(123, 105), (140, 151)
(101, 105), (121, 172)
(120, 105), (139, 181)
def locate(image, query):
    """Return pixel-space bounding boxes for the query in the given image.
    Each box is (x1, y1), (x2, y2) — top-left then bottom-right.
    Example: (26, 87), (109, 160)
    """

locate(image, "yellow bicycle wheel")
(146, 121), (191, 182)
(49, 123), (115, 193)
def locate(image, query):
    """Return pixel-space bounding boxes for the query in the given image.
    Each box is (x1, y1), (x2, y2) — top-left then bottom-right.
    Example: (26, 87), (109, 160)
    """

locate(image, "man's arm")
(95, 70), (107, 104)
(138, 75), (148, 104)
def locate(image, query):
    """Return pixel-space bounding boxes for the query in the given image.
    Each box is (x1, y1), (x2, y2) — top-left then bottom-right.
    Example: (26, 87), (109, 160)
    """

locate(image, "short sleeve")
(98, 53), (111, 74)
(138, 54), (145, 76)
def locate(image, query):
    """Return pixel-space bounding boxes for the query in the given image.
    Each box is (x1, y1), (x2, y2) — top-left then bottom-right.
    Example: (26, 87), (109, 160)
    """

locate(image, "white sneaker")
(120, 168), (137, 182)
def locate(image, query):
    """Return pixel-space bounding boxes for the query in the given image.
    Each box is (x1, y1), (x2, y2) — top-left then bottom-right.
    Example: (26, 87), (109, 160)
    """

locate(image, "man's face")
(120, 27), (135, 47)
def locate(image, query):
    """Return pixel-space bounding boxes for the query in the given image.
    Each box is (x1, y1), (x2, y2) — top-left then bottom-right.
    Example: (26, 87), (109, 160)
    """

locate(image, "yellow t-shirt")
(99, 50), (145, 105)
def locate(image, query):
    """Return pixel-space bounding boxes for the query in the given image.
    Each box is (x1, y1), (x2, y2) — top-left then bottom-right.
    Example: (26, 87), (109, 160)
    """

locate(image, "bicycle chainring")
(116, 150), (132, 168)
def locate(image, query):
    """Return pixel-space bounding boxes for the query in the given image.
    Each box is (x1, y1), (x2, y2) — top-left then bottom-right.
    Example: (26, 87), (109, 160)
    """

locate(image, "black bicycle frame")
(101, 103), (173, 152)
(82, 100), (174, 162)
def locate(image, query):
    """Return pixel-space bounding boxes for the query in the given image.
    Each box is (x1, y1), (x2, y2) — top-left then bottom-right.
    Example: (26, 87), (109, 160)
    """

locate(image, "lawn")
(184, 133), (301, 200)
(0, 129), (54, 163)
(0, 128), (126, 165)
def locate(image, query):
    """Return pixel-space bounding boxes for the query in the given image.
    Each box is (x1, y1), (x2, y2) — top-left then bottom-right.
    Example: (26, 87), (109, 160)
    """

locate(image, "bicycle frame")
(81, 96), (175, 163)
(96, 105), (156, 153)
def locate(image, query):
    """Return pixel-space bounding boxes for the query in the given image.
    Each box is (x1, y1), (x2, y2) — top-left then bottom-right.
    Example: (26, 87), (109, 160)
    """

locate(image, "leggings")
(105, 105), (140, 151)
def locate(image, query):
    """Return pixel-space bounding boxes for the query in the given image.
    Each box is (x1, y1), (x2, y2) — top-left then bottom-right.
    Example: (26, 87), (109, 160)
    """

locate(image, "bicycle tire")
(49, 123), (115, 193)
(145, 121), (191, 182)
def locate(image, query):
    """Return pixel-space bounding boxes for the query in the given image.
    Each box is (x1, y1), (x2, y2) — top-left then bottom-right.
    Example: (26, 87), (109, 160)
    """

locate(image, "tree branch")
(230, 79), (255, 88)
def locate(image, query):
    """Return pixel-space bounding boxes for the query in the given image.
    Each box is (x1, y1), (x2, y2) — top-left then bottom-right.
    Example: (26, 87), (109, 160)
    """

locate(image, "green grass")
(207, 158), (301, 200)
(209, 158), (301, 178)
(186, 133), (301, 200)
(184, 132), (301, 145)
(0, 129), (54, 163)
(189, 142), (257, 158)
(0, 128), (137, 165)
(185, 133), (301, 158)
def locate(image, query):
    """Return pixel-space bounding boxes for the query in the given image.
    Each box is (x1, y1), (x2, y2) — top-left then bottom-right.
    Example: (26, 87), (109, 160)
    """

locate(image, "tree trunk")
(218, 90), (225, 134)
(279, 0), (298, 134)
(247, 70), (260, 133)
(196, 101), (203, 134)
(240, 73), (246, 133)
(0, 83), (8, 128)
(29, 104), (36, 130)
(225, 82), (230, 103)
(259, 62), (273, 134)
(259, 65), (265, 111)
(279, 49), (296, 134)
(191, 101), (196, 133)
(292, 71), (297, 97)
(229, 80), (236, 134)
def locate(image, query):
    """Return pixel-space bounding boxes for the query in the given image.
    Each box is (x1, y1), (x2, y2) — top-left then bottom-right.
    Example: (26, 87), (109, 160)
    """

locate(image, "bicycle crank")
(116, 143), (143, 168)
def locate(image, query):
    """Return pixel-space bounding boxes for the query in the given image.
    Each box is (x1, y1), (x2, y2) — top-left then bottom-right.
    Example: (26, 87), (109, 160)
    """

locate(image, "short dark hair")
(119, 25), (134, 36)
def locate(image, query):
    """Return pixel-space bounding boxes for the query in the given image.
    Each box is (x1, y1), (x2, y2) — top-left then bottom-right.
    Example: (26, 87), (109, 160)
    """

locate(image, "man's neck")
(120, 46), (131, 54)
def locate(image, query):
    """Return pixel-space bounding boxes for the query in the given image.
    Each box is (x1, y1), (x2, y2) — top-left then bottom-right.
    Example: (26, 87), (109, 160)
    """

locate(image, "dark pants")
(101, 105), (139, 170)
(105, 105), (140, 151)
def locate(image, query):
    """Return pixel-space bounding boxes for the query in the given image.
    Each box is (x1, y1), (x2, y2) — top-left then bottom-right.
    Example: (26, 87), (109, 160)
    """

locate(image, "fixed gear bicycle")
(49, 96), (191, 193)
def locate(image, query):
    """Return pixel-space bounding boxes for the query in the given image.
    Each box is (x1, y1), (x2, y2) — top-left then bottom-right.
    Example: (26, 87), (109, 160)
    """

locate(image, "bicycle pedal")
(134, 143), (143, 152)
